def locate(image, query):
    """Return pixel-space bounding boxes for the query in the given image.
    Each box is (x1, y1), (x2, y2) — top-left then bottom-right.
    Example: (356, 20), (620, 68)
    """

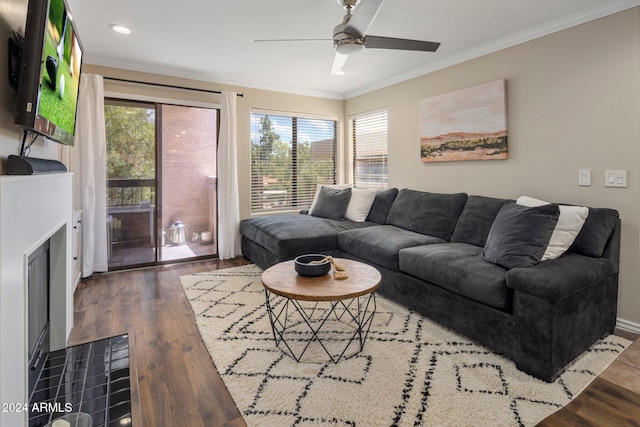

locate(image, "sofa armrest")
(506, 253), (614, 301)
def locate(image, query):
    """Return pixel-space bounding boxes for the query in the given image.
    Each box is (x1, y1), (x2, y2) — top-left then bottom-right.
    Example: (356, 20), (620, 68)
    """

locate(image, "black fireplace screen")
(28, 334), (132, 427)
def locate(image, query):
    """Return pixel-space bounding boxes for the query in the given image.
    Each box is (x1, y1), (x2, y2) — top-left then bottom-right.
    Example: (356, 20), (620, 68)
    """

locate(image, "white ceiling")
(66, 0), (637, 100)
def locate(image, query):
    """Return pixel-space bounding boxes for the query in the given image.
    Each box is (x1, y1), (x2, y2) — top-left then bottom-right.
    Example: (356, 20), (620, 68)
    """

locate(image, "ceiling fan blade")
(365, 35), (440, 52)
(255, 39), (331, 43)
(344, 0), (385, 36)
(331, 52), (349, 75)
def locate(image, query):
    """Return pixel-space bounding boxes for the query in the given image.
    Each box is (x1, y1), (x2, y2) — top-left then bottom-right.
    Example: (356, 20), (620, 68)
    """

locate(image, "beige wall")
(346, 8), (640, 326)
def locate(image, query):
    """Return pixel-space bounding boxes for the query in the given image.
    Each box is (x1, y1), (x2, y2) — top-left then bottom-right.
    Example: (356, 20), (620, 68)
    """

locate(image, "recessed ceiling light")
(109, 24), (131, 34)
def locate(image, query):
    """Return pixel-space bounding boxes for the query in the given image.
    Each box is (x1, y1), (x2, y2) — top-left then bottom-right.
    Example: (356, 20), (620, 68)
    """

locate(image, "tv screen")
(15, 0), (83, 146)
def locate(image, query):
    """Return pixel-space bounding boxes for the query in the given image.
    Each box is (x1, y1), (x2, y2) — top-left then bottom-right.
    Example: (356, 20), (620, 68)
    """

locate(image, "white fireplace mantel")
(0, 173), (73, 427)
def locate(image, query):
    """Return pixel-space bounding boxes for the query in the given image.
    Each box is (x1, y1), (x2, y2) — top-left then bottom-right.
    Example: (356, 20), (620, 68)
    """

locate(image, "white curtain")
(217, 91), (241, 259)
(75, 74), (108, 276)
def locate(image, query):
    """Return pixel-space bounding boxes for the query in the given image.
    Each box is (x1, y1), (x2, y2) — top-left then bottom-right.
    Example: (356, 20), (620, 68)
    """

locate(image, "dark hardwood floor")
(69, 258), (640, 426)
(538, 329), (640, 426)
(68, 258), (251, 427)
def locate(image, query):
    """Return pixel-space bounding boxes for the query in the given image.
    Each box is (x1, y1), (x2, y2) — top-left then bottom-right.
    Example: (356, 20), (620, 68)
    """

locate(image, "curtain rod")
(103, 76), (244, 97)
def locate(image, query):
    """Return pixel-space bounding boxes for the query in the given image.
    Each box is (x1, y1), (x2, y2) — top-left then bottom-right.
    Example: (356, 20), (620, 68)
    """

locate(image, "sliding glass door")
(105, 100), (157, 268)
(158, 104), (218, 262)
(105, 99), (218, 269)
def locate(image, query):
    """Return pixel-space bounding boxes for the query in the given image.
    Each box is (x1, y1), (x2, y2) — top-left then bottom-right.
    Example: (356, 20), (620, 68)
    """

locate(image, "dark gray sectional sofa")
(240, 188), (621, 382)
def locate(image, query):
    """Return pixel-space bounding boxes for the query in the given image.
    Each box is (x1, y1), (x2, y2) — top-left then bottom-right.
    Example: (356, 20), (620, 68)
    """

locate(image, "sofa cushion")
(366, 188), (399, 224)
(309, 186), (352, 220)
(399, 243), (512, 311)
(386, 189), (468, 240)
(451, 195), (513, 247)
(569, 207), (619, 257)
(239, 213), (370, 259)
(338, 225), (445, 271)
(481, 203), (560, 269)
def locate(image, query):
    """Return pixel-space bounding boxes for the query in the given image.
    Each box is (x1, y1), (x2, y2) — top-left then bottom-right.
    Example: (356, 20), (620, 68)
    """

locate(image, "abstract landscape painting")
(420, 79), (508, 162)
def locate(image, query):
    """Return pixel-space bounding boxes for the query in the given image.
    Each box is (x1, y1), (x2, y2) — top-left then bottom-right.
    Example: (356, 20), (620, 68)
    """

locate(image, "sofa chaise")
(240, 187), (620, 382)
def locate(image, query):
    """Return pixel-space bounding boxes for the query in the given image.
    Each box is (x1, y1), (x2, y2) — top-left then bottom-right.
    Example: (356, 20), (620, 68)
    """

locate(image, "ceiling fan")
(255, 0), (441, 75)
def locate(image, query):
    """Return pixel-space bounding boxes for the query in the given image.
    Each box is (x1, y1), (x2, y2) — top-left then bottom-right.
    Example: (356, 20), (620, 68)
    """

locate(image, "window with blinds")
(352, 109), (388, 189)
(250, 112), (338, 213)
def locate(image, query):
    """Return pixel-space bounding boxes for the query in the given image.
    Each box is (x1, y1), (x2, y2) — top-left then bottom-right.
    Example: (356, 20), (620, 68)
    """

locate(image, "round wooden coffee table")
(261, 258), (381, 363)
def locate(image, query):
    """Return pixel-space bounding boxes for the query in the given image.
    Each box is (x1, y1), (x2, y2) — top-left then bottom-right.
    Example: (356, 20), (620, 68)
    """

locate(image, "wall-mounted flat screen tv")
(15, 0), (83, 146)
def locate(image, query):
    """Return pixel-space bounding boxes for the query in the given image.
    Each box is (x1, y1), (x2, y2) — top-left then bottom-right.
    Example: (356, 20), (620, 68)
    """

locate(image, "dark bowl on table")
(294, 254), (331, 277)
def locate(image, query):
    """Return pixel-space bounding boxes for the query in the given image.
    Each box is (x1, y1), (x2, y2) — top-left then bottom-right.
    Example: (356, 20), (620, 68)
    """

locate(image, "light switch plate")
(578, 169), (591, 186)
(604, 169), (627, 188)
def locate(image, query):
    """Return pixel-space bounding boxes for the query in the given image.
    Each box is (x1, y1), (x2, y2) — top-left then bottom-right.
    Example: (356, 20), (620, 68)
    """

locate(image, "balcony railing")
(107, 178), (155, 207)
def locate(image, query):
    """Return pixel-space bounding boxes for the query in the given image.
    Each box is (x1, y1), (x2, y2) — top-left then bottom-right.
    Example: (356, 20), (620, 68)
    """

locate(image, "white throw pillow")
(516, 196), (589, 260)
(308, 184), (351, 216)
(345, 188), (378, 222)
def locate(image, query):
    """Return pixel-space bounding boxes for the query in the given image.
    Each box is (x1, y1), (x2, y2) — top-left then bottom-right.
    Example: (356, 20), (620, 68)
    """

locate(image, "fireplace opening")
(28, 239), (50, 396)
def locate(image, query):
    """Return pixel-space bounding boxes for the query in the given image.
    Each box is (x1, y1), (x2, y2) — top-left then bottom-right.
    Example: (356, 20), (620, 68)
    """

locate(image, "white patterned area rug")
(180, 264), (630, 427)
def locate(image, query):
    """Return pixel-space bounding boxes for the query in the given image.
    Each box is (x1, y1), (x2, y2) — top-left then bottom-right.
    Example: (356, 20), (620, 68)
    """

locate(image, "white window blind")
(250, 112), (338, 213)
(352, 109), (388, 189)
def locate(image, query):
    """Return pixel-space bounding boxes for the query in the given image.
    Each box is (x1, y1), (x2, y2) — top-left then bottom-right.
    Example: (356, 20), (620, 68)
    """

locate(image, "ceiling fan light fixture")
(334, 38), (365, 55)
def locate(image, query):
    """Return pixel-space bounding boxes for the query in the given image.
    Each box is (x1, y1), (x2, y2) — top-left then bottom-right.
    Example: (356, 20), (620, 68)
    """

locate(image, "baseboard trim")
(617, 318), (640, 334)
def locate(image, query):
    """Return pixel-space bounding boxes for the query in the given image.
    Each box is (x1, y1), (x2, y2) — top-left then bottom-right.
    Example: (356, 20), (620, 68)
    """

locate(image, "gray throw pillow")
(480, 203), (560, 269)
(309, 186), (352, 220)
